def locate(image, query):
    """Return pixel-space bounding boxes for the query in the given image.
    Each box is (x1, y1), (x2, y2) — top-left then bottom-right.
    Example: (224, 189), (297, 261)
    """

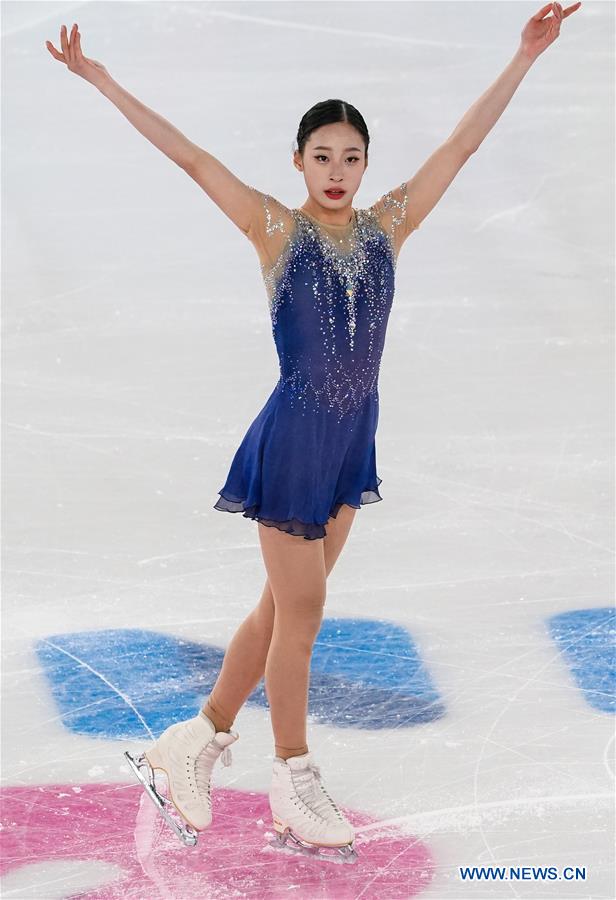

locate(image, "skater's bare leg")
(259, 505), (358, 760)
(322, 504), (358, 576)
(202, 505), (357, 738)
(259, 524), (325, 759)
(202, 581), (275, 732)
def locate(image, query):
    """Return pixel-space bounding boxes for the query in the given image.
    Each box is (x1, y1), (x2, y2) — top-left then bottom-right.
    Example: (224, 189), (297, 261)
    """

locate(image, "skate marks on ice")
(0, 783), (435, 899)
(33, 608), (614, 743)
(8, 612), (611, 896)
(33, 629), (227, 740)
(546, 607), (615, 713)
(33, 619), (445, 738)
(310, 617), (445, 727)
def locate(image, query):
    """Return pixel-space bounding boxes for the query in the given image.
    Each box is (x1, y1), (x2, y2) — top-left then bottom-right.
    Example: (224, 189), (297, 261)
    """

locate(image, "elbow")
(180, 154), (197, 175)
(448, 134), (478, 160)
(458, 140), (477, 159)
(180, 144), (203, 175)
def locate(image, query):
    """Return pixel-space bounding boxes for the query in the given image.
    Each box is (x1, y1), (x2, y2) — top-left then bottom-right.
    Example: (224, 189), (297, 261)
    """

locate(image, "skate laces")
(291, 760), (345, 823)
(193, 737), (233, 801)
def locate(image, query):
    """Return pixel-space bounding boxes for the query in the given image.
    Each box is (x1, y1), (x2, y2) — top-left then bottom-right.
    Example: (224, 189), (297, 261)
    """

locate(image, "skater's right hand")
(45, 24), (110, 88)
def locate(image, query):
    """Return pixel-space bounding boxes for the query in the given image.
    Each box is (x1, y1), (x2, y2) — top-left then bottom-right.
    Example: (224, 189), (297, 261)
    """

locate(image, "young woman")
(46, 1), (580, 863)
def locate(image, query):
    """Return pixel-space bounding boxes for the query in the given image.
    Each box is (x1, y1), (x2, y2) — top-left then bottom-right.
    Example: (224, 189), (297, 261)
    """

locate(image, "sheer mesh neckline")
(295, 207), (357, 230)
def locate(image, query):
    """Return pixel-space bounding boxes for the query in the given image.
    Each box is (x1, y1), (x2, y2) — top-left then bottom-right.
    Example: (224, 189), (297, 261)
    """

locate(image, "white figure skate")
(124, 711), (239, 846)
(268, 751), (358, 863)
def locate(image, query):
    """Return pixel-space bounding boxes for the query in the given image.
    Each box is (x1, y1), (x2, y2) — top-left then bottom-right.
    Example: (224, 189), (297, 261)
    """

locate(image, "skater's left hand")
(519, 1), (582, 62)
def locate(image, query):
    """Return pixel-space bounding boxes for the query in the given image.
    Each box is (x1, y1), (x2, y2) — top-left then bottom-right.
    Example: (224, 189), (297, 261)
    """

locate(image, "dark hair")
(294, 99), (370, 159)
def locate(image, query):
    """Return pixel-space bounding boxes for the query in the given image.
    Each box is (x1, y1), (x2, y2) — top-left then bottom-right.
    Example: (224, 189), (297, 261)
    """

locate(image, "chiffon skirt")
(213, 380), (383, 540)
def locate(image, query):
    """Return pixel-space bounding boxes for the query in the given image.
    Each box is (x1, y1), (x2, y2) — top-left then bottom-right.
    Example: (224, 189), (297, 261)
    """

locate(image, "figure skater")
(46, 1), (581, 863)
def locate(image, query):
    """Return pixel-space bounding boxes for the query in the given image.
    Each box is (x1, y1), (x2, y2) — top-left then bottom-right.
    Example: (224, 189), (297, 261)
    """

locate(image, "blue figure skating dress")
(214, 180), (419, 540)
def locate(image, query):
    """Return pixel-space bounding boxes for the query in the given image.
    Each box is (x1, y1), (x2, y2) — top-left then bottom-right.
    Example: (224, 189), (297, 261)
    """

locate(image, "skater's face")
(293, 122), (368, 213)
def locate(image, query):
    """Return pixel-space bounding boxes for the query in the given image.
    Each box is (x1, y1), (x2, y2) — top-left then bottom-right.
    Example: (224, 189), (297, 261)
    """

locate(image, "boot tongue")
(286, 752), (312, 771)
(215, 730), (239, 747)
(198, 713), (239, 745)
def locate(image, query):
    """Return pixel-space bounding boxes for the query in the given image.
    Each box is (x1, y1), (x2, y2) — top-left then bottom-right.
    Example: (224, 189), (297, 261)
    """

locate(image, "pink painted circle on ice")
(0, 783), (435, 898)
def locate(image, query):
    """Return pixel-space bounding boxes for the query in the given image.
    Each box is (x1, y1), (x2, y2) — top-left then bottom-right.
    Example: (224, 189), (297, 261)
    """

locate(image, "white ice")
(2, 1), (614, 898)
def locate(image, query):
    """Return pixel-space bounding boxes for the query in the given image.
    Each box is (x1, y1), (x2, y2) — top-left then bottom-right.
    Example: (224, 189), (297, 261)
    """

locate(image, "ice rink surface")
(1, 1), (614, 897)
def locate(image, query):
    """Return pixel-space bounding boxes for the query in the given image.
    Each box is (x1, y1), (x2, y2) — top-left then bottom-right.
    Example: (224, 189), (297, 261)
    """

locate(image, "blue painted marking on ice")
(310, 618), (444, 726)
(35, 619), (444, 738)
(35, 629), (224, 740)
(546, 607), (615, 713)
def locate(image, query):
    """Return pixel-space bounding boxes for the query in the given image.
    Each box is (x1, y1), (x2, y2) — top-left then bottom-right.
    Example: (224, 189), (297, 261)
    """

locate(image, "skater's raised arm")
(372, 1), (581, 259)
(46, 23), (262, 237)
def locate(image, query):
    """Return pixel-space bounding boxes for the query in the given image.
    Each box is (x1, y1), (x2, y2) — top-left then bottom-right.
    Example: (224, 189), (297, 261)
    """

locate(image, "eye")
(314, 155), (361, 164)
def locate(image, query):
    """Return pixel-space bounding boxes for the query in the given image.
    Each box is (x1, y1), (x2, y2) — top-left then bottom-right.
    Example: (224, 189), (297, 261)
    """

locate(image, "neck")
(300, 199), (353, 227)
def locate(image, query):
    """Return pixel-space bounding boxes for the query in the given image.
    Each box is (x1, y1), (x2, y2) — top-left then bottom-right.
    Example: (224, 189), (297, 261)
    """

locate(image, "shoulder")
(364, 181), (419, 259)
(245, 186), (294, 240)
(368, 181), (411, 223)
(244, 186), (296, 271)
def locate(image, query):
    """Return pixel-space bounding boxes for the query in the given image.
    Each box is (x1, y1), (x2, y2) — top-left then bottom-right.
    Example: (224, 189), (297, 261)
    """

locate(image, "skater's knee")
(271, 598), (324, 652)
(273, 581), (326, 616)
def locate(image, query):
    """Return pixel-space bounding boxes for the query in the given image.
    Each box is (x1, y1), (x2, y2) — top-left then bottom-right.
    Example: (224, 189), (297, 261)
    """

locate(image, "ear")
(293, 150), (303, 172)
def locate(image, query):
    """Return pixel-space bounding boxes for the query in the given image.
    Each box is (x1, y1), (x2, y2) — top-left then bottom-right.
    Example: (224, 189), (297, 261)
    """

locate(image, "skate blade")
(268, 827), (358, 864)
(124, 750), (198, 847)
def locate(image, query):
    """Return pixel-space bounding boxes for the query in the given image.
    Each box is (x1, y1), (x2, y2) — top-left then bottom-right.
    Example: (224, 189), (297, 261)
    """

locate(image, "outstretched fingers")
(532, 3), (555, 20)
(74, 26), (84, 58)
(60, 23), (70, 58)
(561, 2), (582, 19)
(45, 39), (64, 61)
(46, 23), (79, 66)
(532, 1), (581, 22)
(65, 24), (79, 66)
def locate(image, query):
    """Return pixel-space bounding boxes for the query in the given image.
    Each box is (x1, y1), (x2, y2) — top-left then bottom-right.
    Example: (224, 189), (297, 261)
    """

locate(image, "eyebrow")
(312, 146), (362, 152)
